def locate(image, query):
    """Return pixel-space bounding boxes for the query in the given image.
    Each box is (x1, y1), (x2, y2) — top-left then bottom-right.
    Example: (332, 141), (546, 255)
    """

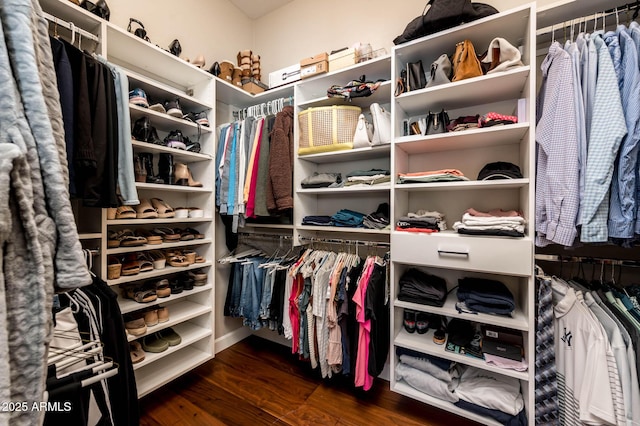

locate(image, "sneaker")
(129, 88), (149, 108)
(403, 309), (416, 334)
(164, 99), (183, 118)
(164, 130), (186, 150)
(184, 111), (210, 127)
(149, 103), (166, 114)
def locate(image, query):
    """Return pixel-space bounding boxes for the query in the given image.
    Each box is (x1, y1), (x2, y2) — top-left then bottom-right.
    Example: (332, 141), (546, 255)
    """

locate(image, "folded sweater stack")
(456, 277), (515, 316)
(396, 210), (447, 233)
(453, 208), (525, 237)
(398, 169), (469, 184)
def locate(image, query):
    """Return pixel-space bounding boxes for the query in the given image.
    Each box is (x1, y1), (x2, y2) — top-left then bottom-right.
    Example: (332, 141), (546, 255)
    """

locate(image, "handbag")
(353, 114), (373, 148)
(425, 110), (450, 135)
(370, 103), (391, 145)
(81, 0), (110, 20)
(451, 40), (483, 82)
(481, 37), (524, 74)
(393, 0), (498, 45)
(407, 60), (427, 92)
(426, 54), (452, 88)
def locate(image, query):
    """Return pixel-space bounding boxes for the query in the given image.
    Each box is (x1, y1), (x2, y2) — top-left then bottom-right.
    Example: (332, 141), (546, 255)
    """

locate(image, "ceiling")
(229, 0), (294, 19)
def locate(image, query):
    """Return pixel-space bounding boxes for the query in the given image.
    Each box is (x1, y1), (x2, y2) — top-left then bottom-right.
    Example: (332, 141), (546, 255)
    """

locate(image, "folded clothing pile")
(453, 208), (525, 237)
(302, 215), (333, 226)
(398, 169), (469, 184)
(331, 209), (365, 227)
(345, 169), (391, 186)
(446, 115), (479, 132)
(396, 209), (447, 233)
(398, 268), (447, 307)
(363, 203), (390, 230)
(300, 172), (342, 189)
(456, 277), (515, 316)
(478, 112), (517, 128)
(395, 347), (460, 403)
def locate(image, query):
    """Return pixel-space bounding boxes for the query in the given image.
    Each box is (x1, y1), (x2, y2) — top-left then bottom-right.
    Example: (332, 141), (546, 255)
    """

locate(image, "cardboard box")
(242, 78), (268, 95)
(329, 48), (355, 72)
(300, 52), (329, 79)
(269, 63), (301, 89)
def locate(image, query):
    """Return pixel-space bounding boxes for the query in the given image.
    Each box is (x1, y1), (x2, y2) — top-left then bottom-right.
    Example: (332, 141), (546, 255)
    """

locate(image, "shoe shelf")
(395, 66), (530, 115)
(127, 300), (211, 342)
(125, 68), (214, 111)
(119, 283), (212, 315)
(135, 182), (212, 193)
(107, 217), (213, 226)
(394, 298), (529, 331)
(107, 261), (212, 286)
(129, 104), (212, 135)
(298, 145), (391, 164)
(131, 141), (212, 163)
(391, 381), (502, 426)
(132, 321), (212, 370)
(394, 179), (529, 192)
(395, 123), (530, 155)
(394, 328), (529, 381)
(297, 185), (390, 195)
(296, 80), (392, 110)
(107, 238), (212, 255)
(134, 345), (211, 398)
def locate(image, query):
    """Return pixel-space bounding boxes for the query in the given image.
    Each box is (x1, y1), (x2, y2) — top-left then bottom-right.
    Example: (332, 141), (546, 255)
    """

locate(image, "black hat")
(477, 161), (523, 180)
(446, 318), (475, 347)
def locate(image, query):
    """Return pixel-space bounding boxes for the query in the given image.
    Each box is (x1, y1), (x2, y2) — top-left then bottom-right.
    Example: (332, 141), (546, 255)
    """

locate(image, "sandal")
(125, 285), (157, 303)
(135, 199), (158, 219)
(108, 230), (122, 248)
(122, 255), (141, 276)
(151, 198), (175, 218)
(129, 341), (146, 364)
(153, 227), (180, 242)
(184, 227), (204, 239)
(167, 253), (189, 267)
(119, 229), (148, 247)
(124, 316), (147, 336)
(169, 279), (183, 294)
(177, 228), (195, 241)
(183, 250), (196, 265)
(195, 255), (205, 263)
(137, 252), (154, 273)
(115, 205), (137, 219)
(154, 279), (171, 297)
(107, 256), (122, 280)
(148, 250), (166, 269)
(136, 229), (162, 245)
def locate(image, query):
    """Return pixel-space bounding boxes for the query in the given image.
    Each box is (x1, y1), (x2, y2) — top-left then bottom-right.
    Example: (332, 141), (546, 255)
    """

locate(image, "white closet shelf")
(135, 182), (212, 193)
(132, 322), (212, 370)
(297, 81), (392, 109)
(119, 284), (212, 314)
(107, 217), (213, 226)
(297, 185), (391, 195)
(106, 24), (212, 91)
(78, 232), (102, 240)
(107, 238), (212, 255)
(215, 77), (295, 108)
(131, 141), (212, 162)
(392, 381), (502, 426)
(129, 104), (213, 135)
(127, 300), (211, 342)
(126, 69), (214, 111)
(107, 261), (212, 286)
(395, 123), (529, 154)
(134, 345), (211, 398)
(298, 145), (391, 164)
(39, 0), (103, 31)
(395, 66), (530, 116)
(394, 328), (529, 381)
(394, 298), (529, 331)
(297, 225), (391, 235)
(394, 178), (529, 192)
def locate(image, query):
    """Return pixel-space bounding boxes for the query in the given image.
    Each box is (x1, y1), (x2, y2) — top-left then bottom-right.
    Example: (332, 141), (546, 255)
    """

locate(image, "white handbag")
(353, 113), (373, 148)
(370, 103), (391, 145)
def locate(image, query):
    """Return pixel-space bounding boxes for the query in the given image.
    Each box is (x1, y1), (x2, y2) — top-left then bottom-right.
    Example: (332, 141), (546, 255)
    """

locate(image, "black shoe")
(416, 312), (429, 334)
(164, 130), (186, 150)
(403, 309), (416, 334)
(169, 278), (183, 294)
(209, 61), (221, 76)
(139, 152), (164, 184)
(186, 141), (201, 153)
(184, 111), (209, 127)
(164, 99), (183, 118)
(132, 116), (151, 142)
(179, 273), (194, 291)
(158, 153), (174, 185)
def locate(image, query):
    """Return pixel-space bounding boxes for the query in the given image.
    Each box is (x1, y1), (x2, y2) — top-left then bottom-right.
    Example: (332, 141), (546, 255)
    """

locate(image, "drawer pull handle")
(437, 250), (469, 257)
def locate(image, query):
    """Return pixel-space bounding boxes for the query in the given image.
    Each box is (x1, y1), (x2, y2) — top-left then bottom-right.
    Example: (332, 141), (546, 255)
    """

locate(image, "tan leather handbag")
(451, 39), (483, 82)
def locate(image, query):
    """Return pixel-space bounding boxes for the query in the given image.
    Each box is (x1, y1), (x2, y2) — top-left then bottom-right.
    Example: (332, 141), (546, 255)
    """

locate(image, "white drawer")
(391, 232), (532, 276)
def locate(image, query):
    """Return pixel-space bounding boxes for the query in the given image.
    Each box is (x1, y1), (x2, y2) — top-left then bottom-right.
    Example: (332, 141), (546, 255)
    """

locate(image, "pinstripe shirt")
(536, 42), (580, 247)
(580, 34), (627, 242)
(608, 27), (640, 239)
(630, 22), (640, 236)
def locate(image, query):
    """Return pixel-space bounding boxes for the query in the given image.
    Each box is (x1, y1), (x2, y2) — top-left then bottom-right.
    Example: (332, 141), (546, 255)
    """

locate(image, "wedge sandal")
(195, 255), (205, 263)
(115, 205), (136, 219)
(107, 256), (122, 280)
(151, 198), (175, 218)
(184, 228), (205, 239)
(135, 199), (158, 219)
(137, 252), (154, 273)
(107, 231), (121, 248)
(125, 286), (157, 303)
(155, 279), (171, 298)
(119, 229), (148, 247)
(167, 254), (189, 267)
(148, 250), (166, 269)
(153, 227), (180, 242)
(122, 257), (141, 276)
(136, 229), (162, 245)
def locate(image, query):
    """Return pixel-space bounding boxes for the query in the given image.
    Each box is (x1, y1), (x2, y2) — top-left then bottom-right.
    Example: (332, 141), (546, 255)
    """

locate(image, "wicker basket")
(298, 105), (361, 155)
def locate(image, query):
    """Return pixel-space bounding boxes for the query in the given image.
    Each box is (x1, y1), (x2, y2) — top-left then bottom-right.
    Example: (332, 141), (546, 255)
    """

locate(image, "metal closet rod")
(238, 232), (293, 240)
(536, 1), (639, 37)
(535, 254), (640, 268)
(298, 236), (390, 249)
(43, 11), (100, 43)
(234, 96), (294, 120)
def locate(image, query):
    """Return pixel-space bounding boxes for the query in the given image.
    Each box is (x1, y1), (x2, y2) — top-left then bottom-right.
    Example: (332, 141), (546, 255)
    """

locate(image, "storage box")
(269, 63), (301, 89)
(300, 52), (329, 79)
(329, 48), (356, 72)
(482, 340), (523, 361)
(242, 78), (268, 95)
(298, 105), (361, 155)
(481, 325), (523, 361)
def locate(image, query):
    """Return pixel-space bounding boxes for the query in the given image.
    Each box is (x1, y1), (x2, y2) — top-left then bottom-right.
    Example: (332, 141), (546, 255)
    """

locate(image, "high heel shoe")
(174, 163), (202, 187)
(191, 54), (206, 69)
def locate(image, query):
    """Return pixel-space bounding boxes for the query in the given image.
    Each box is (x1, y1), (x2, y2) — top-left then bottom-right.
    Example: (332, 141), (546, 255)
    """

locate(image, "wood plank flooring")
(139, 335), (482, 426)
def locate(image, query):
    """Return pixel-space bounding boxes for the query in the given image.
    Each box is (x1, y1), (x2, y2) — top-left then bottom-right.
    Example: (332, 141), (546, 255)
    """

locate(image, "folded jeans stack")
(302, 215), (333, 226)
(397, 268), (447, 307)
(452, 208), (525, 237)
(456, 277), (515, 316)
(331, 209), (365, 227)
(398, 169), (469, 184)
(344, 168), (391, 186)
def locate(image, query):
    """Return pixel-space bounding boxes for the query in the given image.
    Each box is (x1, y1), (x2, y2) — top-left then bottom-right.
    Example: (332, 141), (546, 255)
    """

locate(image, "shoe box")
(300, 52), (329, 79)
(480, 324), (523, 361)
(329, 48), (355, 72)
(242, 77), (269, 95)
(269, 63), (301, 89)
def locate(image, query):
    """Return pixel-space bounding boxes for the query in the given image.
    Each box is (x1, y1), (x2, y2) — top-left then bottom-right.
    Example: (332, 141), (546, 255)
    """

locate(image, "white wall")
(106, 0), (253, 71)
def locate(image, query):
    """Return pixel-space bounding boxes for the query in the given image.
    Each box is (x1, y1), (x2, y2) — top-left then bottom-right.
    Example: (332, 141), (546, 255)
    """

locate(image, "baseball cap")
(477, 161), (523, 180)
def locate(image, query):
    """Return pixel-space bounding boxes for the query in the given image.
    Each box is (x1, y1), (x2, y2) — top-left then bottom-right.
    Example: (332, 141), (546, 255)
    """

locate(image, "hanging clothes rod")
(535, 254), (640, 268)
(298, 236), (390, 249)
(233, 96), (294, 120)
(238, 232), (293, 240)
(43, 11), (100, 43)
(536, 1), (639, 37)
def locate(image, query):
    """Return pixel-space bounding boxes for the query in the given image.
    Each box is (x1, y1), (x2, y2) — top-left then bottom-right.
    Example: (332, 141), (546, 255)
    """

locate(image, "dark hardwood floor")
(139, 335), (482, 425)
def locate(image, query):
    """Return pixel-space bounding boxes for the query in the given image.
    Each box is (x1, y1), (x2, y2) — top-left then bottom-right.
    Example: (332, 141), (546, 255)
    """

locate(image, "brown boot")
(218, 60), (235, 82)
(232, 67), (243, 87)
(134, 155), (147, 183)
(174, 163), (202, 187)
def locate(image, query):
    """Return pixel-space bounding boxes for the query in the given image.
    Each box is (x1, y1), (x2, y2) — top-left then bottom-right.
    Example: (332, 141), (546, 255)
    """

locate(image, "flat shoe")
(129, 341), (146, 363)
(142, 334), (170, 353)
(157, 306), (169, 323)
(144, 309), (159, 326)
(125, 317), (147, 336)
(156, 327), (181, 346)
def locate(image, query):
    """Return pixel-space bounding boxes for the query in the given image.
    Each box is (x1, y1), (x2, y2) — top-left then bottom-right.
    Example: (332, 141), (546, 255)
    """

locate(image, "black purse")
(425, 110), (450, 135)
(81, 0), (110, 20)
(407, 60), (427, 92)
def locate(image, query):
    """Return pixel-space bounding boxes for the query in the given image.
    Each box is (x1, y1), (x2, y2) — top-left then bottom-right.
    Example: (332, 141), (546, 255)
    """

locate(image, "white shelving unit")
(389, 4), (536, 425)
